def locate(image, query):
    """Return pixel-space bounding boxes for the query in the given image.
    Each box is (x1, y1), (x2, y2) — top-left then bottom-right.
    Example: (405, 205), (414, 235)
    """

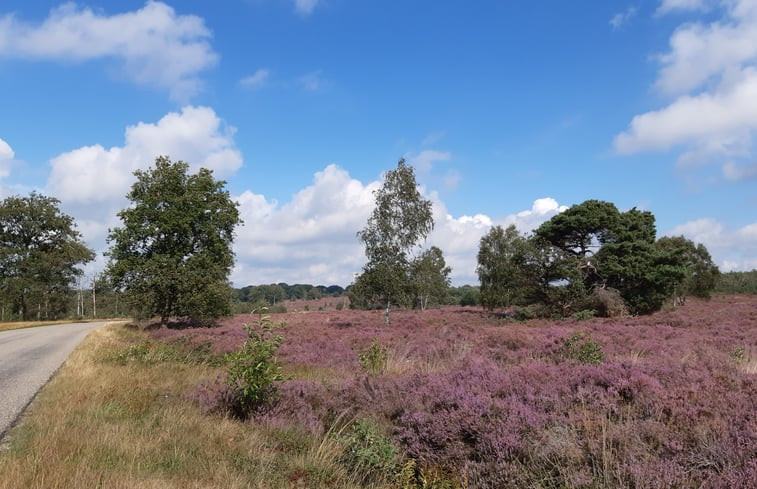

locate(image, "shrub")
(590, 287), (628, 317)
(571, 309), (596, 321)
(336, 301), (345, 311)
(223, 309), (284, 418)
(560, 333), (604, 365)
(339, 418), (398, 483)
(358, 340), (388, 376)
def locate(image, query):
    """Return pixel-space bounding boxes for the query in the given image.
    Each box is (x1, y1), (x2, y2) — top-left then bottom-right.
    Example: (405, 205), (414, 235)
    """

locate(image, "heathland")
(0, 294), (754, 488)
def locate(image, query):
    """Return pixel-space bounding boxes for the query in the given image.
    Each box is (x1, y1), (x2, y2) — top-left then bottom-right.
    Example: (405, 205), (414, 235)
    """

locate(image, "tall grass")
(0, 324), (391, 489)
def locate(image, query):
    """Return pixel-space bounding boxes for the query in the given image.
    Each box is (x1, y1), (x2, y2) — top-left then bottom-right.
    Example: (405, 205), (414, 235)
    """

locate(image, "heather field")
(146, 294), (757, 488)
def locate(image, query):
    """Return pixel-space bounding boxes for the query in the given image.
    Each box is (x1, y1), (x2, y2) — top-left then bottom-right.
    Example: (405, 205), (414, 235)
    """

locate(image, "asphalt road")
(0, 321), (106, 441)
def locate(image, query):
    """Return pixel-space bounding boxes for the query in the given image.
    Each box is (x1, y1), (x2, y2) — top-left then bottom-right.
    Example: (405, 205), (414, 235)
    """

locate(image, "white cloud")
(723, 161), (757, 180)
(407, 150), (451, 173)
(666, 218), (757, 271)
(0, 1), (217, 101)
(294, 0), (320, 16)
(426, 197), (568, 285)
(0, 137), (13, 179)
(610, 6), (638, 30)
(231, 164), (379, 286)
(614, 68), (757, 154)
(615, 0), (757, 179)
(657, 0), (716, 14)
(239, 68), (270, 88)
(46, 106), (242, 248)
(230, 160), (569, 287)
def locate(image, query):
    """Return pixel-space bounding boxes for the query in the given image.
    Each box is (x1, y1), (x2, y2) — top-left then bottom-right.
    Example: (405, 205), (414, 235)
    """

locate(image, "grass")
(0, 323), (385, 489)
(0, 318), (125, 332)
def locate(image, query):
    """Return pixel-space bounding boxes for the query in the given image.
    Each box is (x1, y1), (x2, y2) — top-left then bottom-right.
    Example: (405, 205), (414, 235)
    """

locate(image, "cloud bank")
(615, 0), (757, 181)
(0, 1), (217, 101)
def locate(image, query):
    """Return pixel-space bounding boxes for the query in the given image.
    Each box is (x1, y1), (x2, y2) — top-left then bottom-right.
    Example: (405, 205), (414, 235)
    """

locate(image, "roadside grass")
(0, 323), (380, 489)
(0, 318), (127, 332)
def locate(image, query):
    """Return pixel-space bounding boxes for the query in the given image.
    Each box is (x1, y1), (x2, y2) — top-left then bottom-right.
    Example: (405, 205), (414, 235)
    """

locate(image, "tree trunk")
(384, 300), (391, 325)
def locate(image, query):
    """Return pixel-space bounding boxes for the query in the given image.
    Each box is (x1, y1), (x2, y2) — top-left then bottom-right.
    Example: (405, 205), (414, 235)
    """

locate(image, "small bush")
(223, 309), (285, 418)
(358, 340), (388, 376)
(560, 333), (604, 365)
(571, 309), (596, 321)
(336, 301), (345, 311)
(269, 303), (287, 314)
(340, 418), (397, 483)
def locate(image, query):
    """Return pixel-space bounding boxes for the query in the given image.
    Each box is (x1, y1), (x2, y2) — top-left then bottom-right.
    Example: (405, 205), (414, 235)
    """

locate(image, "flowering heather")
(169, 295), (757, 487)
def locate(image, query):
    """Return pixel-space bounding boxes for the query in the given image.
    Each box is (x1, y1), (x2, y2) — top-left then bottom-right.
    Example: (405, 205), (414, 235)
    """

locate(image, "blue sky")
(1, 0), (755, 286)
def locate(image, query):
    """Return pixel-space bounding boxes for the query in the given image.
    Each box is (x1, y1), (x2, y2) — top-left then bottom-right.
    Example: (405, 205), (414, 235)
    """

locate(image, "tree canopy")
(0, 192), (94, 320)
(106, 156), (242, 325)
(353, 158), (440, 322)
(478, 200), (720, 316)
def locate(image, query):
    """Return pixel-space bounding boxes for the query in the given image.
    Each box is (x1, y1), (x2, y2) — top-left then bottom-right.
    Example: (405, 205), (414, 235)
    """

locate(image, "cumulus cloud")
(666, 218), (757, 271)
(46, 106), (242, 248)
(426, 197), (568, 285)
(229, 161), (569, 287)
(294, 0), (320, 16)
(615, 0), (757, 181)
(231, 164), (379, 286)
(239, 68), (270, 88)
(0, 1), (217, 101)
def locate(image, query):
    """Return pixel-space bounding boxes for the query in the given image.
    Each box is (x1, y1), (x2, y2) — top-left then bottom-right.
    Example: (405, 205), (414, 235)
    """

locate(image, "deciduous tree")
(355, 158), (434, 323)
(410, 246), (451, 310)
(0, 192), (94, 320)
(106, 156), (241, 326)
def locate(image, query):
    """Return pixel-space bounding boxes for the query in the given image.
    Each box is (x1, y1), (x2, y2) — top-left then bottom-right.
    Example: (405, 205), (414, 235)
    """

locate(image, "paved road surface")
(0, 321), (106, 440)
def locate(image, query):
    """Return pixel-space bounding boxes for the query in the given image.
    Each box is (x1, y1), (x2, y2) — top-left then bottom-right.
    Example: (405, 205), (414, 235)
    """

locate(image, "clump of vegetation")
(223, 309), (285, 418)
(358, 340), (388, 375)
(339, 418), (398, 483)
(560, 333), (604, 365)
(571, 309), (596, 321)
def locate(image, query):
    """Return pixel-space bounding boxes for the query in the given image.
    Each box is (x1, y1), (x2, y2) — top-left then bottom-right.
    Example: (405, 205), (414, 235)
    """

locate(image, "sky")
(0, 0), (756, 287)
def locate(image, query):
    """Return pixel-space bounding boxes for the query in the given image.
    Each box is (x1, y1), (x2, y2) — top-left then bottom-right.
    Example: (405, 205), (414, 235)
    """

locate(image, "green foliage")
(656, 236), (720, 299)
(560, 333), (604, 365)
(355, 158), (435, 323)
(715, 270), (757, 294)
(410, 246), (452, 310)
(339, 418), (397, 483)
(358, 340), (388, 376)
(107, 338), (220, 366)
(0, 192), (94, 320)
(476, 225), (567, 311)
(571, 309), (596, 321)
(535, 199), (620, 257)
(529, 200), (718, 315)
(224, 310), (284, 418)
(106, 156), (241, 326)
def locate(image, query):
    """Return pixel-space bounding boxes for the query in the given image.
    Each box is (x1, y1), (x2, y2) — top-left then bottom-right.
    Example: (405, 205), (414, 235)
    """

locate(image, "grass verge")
(0, 323), (379, 489)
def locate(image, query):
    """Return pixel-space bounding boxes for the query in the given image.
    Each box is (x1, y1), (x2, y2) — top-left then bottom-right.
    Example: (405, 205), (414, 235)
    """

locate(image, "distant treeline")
(234, 283), (346, 304)
(713, 270), (757, 294)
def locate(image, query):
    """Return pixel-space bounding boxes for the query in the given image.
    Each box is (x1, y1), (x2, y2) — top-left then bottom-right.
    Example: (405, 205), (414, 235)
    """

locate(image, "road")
(0, 321), (106, 440)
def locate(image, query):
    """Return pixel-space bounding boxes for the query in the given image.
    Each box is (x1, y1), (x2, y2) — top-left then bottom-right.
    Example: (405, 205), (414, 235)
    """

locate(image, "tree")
(534, 201), (718, 315)
(0, 192), (94, 320)
(477, 225), (531, 311)
(410, 246), (451, 310)
(106, 156), (242, 326)
(655, 236), (719, 301)
(355, 158), (434, 323)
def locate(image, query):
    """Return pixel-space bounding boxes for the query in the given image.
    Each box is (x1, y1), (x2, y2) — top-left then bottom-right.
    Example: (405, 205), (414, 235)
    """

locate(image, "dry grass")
(0, 318), (127, 332)
(0, 324), (387, 489)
